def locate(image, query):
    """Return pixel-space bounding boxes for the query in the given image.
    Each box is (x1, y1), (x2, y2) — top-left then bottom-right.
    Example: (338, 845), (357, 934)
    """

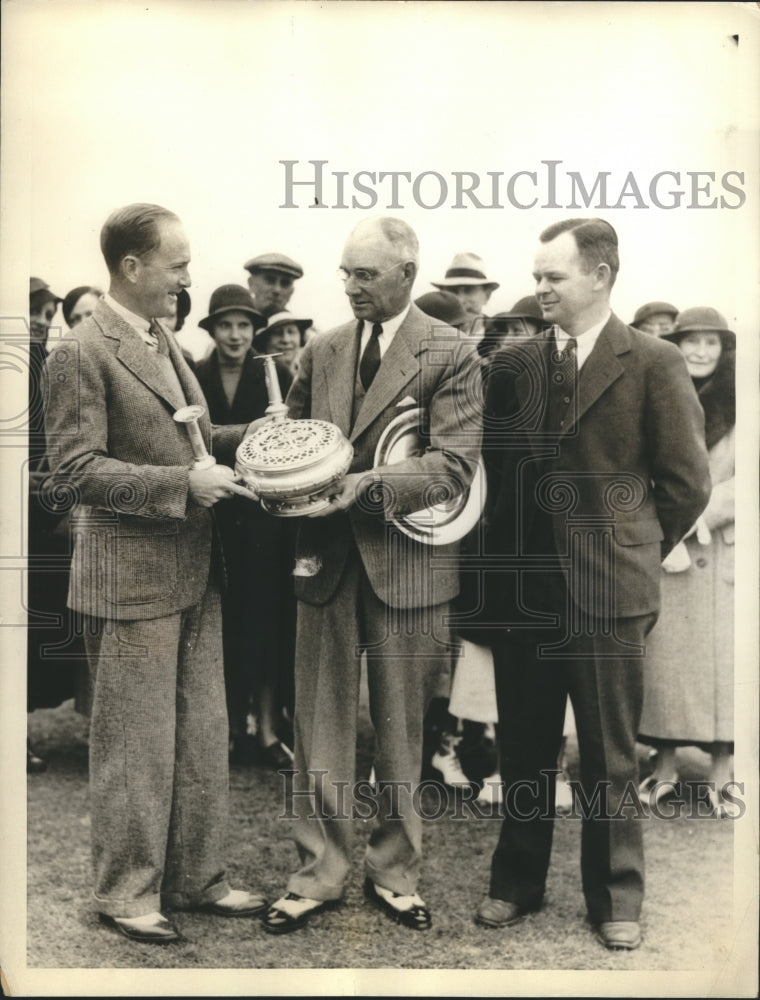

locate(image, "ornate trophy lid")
(236, 418), (348, 474)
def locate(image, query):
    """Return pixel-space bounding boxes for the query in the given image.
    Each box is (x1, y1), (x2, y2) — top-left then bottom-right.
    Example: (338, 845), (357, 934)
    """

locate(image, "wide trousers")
(83, 580), (231, 917)
(489, 569), (655, 924)
(288, 546), (451, 901)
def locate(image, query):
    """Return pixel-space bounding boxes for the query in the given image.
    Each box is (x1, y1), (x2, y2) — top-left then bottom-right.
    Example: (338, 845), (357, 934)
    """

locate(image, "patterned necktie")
(546, 331), (578, 432)
(359, 322), (383, 390)
(148, 318), (168, 355)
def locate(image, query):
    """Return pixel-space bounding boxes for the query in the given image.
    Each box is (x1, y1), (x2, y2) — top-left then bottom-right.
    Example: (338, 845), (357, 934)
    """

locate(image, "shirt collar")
(556, 310), (611, 345)
(104, 293), (153, 333)
(363, 302), (411, 340)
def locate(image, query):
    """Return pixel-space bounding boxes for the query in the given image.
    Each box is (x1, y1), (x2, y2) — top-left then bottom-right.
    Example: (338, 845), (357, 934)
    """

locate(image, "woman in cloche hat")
(253, 310), (312, 375)
(638, 307), (736, 816)
(195, 285), (296, 770)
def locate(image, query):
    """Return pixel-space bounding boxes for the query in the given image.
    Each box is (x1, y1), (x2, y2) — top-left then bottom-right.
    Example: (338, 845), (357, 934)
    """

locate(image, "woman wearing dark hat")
(638, 307), (736, 815)
(61, 285), (103, 328)
(414, 290), (470, 331)
(253, 310), (311, 375)
(194, 285), (295, 768)
(27, 278), (90, 772)
(29, 277), (62, 344)
(477, 295), (552, 360)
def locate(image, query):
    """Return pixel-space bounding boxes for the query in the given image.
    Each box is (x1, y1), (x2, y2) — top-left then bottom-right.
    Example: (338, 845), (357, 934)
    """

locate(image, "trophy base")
(260, 493), (334, 517)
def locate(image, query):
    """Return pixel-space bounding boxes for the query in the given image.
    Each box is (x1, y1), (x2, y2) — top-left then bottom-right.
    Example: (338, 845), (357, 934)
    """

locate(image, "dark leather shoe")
(363, 877), (431, 931)
(475, 897), (531, 928)
(229, 733), (257, 765)
(596, 920), (641, 950)
(202, 890), (267, 918)
(99, 912), (181, 944)
(262, 893), (339, 935)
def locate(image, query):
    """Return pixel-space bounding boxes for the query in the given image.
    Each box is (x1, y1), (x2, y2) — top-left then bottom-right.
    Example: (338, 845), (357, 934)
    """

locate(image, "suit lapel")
(325, 322), (360, 435)
(96, 303), (181, 411)
(571, 315), (628, 430)
(350, 307), (422, 443)
(160, 321), (212, 445)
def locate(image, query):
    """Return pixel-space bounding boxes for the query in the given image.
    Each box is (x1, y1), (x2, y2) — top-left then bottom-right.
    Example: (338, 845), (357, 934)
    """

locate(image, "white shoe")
(555, 776), (573, 815)
(431, 734), (471, 787)
(476, 772), (503, 805)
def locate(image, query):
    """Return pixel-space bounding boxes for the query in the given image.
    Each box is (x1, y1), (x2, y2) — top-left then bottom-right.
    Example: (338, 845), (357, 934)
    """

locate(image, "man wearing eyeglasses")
(262, 217), (482, 935)
(243, 252), (303, 319)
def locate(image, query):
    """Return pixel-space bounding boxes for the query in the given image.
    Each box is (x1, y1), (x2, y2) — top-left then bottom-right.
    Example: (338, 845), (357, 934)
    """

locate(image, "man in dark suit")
(262, 217), (482, 934)
(43, 203), (266, 943)
(470, 218), (711, 950)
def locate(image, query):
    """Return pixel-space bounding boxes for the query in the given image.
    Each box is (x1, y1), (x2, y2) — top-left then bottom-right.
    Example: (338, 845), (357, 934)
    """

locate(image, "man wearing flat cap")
(243, 252), (304, 320)
(432, 251), (500, 340)
(630, 301), (679, 337)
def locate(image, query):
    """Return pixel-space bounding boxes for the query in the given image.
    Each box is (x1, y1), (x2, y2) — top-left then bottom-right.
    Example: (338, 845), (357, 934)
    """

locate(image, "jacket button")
(563, 396), (570, 403)
(696, 557), (707, 568)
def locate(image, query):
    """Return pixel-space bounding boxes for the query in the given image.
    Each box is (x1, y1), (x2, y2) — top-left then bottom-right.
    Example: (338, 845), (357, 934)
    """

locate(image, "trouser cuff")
(162, 878), (231, 911)
(94, 893), (162, 919)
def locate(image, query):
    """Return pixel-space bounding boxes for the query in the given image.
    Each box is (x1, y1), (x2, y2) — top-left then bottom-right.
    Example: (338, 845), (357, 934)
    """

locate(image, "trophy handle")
(173, 405), (217, 469)
(256, 354), (289, 422)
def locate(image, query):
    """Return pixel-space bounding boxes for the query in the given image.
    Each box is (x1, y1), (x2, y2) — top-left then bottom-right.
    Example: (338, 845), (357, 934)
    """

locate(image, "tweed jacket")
(479, 313), (712, 620)
(285, 303), (483, 609)
(43, 300), (247, 621)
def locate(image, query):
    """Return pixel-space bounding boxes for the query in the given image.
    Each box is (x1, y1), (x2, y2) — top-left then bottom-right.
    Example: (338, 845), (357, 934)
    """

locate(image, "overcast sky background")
(2, 1), (759, 338)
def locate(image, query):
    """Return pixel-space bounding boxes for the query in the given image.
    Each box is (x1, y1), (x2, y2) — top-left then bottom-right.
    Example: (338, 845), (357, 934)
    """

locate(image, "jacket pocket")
(102, 530), (179, 605)
(614, 519), (664, 546)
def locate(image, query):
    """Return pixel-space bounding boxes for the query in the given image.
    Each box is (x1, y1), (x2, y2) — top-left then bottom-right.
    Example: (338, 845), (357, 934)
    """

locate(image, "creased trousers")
(83, 579), (230, 917)
(288, 546), (450, 901)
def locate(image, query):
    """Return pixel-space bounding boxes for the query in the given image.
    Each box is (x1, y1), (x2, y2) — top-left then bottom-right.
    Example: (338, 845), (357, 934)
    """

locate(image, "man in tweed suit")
(43, 203), (266, 943)
(262, 217), (482, 934)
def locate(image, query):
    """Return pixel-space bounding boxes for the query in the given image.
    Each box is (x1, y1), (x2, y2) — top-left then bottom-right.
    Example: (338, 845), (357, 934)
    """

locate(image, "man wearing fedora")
(432, 251), (500, 340)
(473, 218), (710, 951)
(261, 216), (482, 935)
(43, 204), (267, 944)
(243, 252), (304, 320)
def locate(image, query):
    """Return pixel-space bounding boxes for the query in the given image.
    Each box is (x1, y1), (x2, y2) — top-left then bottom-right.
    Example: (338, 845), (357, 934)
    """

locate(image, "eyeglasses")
(337, 261), (405, 286)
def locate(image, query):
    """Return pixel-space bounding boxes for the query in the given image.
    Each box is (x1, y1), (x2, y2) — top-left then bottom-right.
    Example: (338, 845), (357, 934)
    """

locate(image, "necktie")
(148, 319), (168, 355)
(359, 322), (383, 390)
(546, 332), (578, 432)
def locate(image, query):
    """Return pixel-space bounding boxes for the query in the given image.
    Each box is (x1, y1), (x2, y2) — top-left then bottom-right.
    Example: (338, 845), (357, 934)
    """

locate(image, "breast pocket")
(102, 530), (179, 605)
(614, 519), (664, 546)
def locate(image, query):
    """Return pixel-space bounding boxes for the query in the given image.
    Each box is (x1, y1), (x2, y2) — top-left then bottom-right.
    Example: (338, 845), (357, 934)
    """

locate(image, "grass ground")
(25, 700), (734, 975)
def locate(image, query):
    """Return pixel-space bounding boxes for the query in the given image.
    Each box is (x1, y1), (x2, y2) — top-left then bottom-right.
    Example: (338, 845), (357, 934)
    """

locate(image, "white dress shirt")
(359, 302), (411, 359)
(104, 293), (159, 348)
(555, 310), (611, 371)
